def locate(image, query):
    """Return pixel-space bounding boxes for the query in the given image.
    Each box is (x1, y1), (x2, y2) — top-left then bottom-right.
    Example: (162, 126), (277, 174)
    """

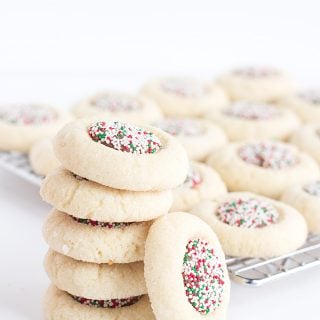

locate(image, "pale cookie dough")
(279, 89), (320, 123)
(290, 123), (320, 164)
(54, 119), (188, 191)
(208, 101), (300, 141)
(140, 77), (229, 117)
(192, 192), (308, 258)
(207, 141), (319, 199)
(281, 180), (320, 234)
(41, 167), (172, 222)
(29, 138), (60, 176)
(144, 212), (230, 320)
(72, 91), (162, 124)
(45, 250), (147, 299)
(0, 103), (71, 152)
(217, 67), (294, 102)
(43, 210), (151, 263)
(153, 117), (227, 161)
(170, 162), (227, 212)
(44, 285), (155, 320)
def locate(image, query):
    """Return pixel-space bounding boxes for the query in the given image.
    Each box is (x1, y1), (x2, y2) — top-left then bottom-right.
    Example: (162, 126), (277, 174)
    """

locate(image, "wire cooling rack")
(1, 150), (320, 287)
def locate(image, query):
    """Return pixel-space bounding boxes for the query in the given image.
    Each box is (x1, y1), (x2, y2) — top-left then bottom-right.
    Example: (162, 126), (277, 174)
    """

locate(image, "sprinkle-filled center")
(72, 216), (135, 229)
(88, 121), (161, 154)
(72, 294), (142, 308)
(216, 197), (279, 228)
(0, 104), (57, 125)
(161, 78), (209, 97)
(223, 102), (280, 120)
(154, 118), (204, 136)
(304, 180), (320, 197)
(182, 239), (225, 315)
(239, 142), (298, 169)
(233, 67), (280, 78)
(299, 90), (320, 105)
(183, 167), (202, 188)
(91, 93), (142, 112)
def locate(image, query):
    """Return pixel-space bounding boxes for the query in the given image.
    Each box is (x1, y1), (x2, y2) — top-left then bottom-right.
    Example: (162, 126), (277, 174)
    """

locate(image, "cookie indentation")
(161, 78), (209, 97)
(182, 239), (225, 315)
(304, 180), (320, 197)
(183, 168), (202, 188)
(216, 198), (279, 228)
(154, 118), (204, 136)
(72, 216), (135, 229)
(233, 67), (280, 78)
(88, 121), (161, 154)
(91, 94), (142, 112)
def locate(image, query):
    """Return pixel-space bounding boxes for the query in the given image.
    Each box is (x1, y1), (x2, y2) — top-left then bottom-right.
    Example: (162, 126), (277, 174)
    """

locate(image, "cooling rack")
(1, 150), (320, 287)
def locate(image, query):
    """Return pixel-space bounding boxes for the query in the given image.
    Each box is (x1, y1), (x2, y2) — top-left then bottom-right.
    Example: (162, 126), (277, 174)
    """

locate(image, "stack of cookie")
(40, 118), (189, 319)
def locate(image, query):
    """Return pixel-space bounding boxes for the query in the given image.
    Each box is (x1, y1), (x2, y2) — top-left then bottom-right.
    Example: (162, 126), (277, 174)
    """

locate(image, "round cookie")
(0, 103), (71, 152)
(144, 212), (230, 320)
(170, 162), (227, 212)
(29, 138), (60, 176)
(279, 89), (320, 123)
(54, 119), (189, 191)
(41, 167), (172, 222)
(45, 250), (147, 299)
(191, 192), (308, 258)
(44, 285), (155, 320)
(207, 140), (319, 199)
(290, 123), (320, 164)
(141, 77), (229, 117)
(72, 91), (162, 123)
(208, 101), (300, 141)
(153, 117), (227, 161)
(217, 67), (294, 102)
(43, 209), (151, 264)
(281, 180), (320, 234)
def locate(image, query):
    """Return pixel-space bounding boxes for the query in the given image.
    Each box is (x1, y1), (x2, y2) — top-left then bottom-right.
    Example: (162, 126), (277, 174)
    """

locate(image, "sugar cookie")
(217, 67), (294, 102)
(281, 180), (320, 234)
(54, 119), (188, 191)
(0, 103), (71, 152)
(44, 285), (154, 320)
(207, 141), (319, 198)
(192, 192), (308, 258)
(141, 77), (229, 117)
(208, 101), (300, 141)
(153, 117), (227, 161)
(144, 212), (230, 320)
(43, 210), (150, 263)
(170, 162), (227, 212)
(72, 91), (162, 123)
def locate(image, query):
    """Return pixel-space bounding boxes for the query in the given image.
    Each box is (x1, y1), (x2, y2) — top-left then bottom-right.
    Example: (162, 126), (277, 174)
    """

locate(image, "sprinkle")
(161, 78), (209, 97)
(72, 216), (136, 229)
(183, 167), (202, 188)
(216, 197), (279, 228)
(233, 67), (280, 78)
(71, 294), (142, 308)
(223, 102), (280, 120)
(304, 180), (320, 197)
(238, 142), (298, 169)
(91, 93), (142, 112)
(0, 104), (57, 125)
(88, 121), (161, 154)
(298, 90), (320, 105)
(154, 118), (204, 136)
(182, 239), (225, 315)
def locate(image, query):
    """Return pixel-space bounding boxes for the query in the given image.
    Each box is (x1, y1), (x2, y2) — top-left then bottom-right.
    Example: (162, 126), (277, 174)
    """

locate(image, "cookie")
(72, 91), (162, 123)
(40, 167), (172, 222)
(43, 210), (151, 263)
(290, 123), (320, 165)
(208, 101), (300, 141)
(170, 162), (227, 212)
(45, 250), (147, 299)
(279, 89), (320, 123)
(192, 192), (308, 258)
(281, 180), (320, 234)
(54, 119), (188, 191)
(141, 77), (229, 117)
(217, 67), (294, 102)
(0, 103), (71, 152)
(44, 285), (155, 320)
(144, 212), (230, 320)
(29, 138), (60, 176)
(153, 117), (227, 161)
(207, 141), (319, 199)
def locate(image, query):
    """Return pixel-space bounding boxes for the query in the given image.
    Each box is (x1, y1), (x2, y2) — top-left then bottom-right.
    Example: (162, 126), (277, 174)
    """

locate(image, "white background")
(0, 0), (320, 319)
